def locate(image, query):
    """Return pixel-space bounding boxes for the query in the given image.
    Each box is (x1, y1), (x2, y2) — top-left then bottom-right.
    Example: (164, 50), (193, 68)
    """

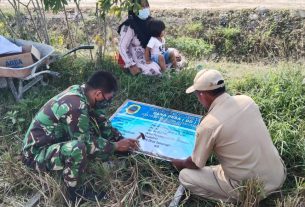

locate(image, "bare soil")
(149, 0), (305, 10)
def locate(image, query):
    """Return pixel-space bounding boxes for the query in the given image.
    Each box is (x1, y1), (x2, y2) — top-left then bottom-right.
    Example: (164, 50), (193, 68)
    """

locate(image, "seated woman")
(117, 0), (183, 76)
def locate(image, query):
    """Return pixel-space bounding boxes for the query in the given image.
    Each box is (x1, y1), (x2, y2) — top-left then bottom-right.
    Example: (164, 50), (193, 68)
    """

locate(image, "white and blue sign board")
(110, 100), (202, 161)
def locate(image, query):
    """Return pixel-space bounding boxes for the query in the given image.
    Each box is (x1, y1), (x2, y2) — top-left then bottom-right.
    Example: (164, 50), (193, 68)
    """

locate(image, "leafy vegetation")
(155, 9), (305, 62)
(167, 36), (214, 58)
(184, 22), (204, 38)
(0, 56), (304, 206)
(0, 3), (304, 206)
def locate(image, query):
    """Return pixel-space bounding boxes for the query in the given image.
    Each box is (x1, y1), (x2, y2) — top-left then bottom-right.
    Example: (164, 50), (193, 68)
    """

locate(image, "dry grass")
(87, 155), (180, 207)
(238, 179), (265, 207)
(0, 152), (181, 206)
(0, 58), (304, 206)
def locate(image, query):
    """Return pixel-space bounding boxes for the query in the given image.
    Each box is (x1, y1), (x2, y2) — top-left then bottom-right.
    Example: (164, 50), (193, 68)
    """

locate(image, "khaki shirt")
(192, 93), (285, 192)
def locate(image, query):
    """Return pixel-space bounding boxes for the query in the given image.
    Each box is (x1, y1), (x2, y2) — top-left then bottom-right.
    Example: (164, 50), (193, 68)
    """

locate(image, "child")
(145, 19), (177, 72)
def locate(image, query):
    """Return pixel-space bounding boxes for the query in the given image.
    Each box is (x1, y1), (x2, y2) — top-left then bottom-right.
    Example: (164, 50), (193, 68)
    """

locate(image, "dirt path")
(149, 0), (305, 10)
(0, 0), (305, 10)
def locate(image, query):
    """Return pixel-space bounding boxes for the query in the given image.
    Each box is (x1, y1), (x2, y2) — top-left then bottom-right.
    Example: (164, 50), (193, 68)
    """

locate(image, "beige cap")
(186, 69), (225, 93)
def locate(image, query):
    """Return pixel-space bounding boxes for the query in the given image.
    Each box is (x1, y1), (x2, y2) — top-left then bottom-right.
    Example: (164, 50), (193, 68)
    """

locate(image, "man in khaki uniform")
(172, 69), (286, 202)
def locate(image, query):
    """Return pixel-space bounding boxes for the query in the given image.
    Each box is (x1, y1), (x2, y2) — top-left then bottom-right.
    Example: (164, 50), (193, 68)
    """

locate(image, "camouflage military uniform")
(22, 85), (123, 187)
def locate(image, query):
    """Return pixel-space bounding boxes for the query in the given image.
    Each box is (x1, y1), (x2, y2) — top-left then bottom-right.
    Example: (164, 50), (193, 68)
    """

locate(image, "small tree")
(43, 0), (135, 14)
(43, 0), (140, 63)
(0, 0), (142, 63)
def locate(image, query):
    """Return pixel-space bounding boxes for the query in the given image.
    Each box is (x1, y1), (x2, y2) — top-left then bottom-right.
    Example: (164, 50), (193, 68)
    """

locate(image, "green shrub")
(216, 27), (241, 39)
(167, 36), (214, 58)
(206, 27), (241, 55)
(0, 22), (10, 36)
(185, 22), (204, 37)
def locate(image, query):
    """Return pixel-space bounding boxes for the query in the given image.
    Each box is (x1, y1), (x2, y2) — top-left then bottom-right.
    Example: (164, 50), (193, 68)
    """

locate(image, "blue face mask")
(138, 8), (150, 20)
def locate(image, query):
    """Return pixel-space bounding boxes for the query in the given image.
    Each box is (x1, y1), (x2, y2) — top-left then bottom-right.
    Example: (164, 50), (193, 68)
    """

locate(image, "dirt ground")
(149, 0), (305, 10)
(0, 0), (305, 10)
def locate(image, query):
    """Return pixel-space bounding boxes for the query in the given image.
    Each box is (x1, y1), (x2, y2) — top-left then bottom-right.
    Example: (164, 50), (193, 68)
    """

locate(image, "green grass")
(167, 36), (214, 58)
(184, 22), (204, 38)
(160, 9), (305, 62)
(0, 56), (304, 206)
(215, 27), (241, 39)
(1, 6), (304, 206)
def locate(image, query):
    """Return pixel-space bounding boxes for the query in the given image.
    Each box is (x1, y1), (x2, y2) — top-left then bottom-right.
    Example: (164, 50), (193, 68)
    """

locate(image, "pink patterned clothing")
(119, 25), (162, 76)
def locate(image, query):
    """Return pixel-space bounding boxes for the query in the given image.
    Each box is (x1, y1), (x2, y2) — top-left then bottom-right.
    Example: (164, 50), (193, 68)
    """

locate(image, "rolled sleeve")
(94, 136), (116, 161)
(96, 137), (116, 154)
(191, 126), (215, 168)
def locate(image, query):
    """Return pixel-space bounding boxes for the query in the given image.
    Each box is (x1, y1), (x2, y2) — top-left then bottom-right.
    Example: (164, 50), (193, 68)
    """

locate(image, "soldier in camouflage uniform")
(21, 71), (138, 202)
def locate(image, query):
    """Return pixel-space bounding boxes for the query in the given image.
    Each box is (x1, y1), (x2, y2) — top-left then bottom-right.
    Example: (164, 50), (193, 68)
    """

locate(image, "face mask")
(138, 8), (150, 20)
(95, 98), (112, 109)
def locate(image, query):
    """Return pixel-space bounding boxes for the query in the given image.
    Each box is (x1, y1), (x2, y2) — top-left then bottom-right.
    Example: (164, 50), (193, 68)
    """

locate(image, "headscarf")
(118, 0), (152, 48)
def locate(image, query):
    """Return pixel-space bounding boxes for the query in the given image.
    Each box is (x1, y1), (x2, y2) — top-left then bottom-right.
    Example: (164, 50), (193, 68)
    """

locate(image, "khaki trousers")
(179, 165), (240, 202)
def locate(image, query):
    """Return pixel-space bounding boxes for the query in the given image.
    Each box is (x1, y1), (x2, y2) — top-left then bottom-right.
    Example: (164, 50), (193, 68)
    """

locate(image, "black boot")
(67, 186), (107, 204)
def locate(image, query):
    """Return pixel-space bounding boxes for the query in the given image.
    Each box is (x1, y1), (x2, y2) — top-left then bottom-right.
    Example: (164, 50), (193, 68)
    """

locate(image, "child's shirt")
(147, 37), (166, 56)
